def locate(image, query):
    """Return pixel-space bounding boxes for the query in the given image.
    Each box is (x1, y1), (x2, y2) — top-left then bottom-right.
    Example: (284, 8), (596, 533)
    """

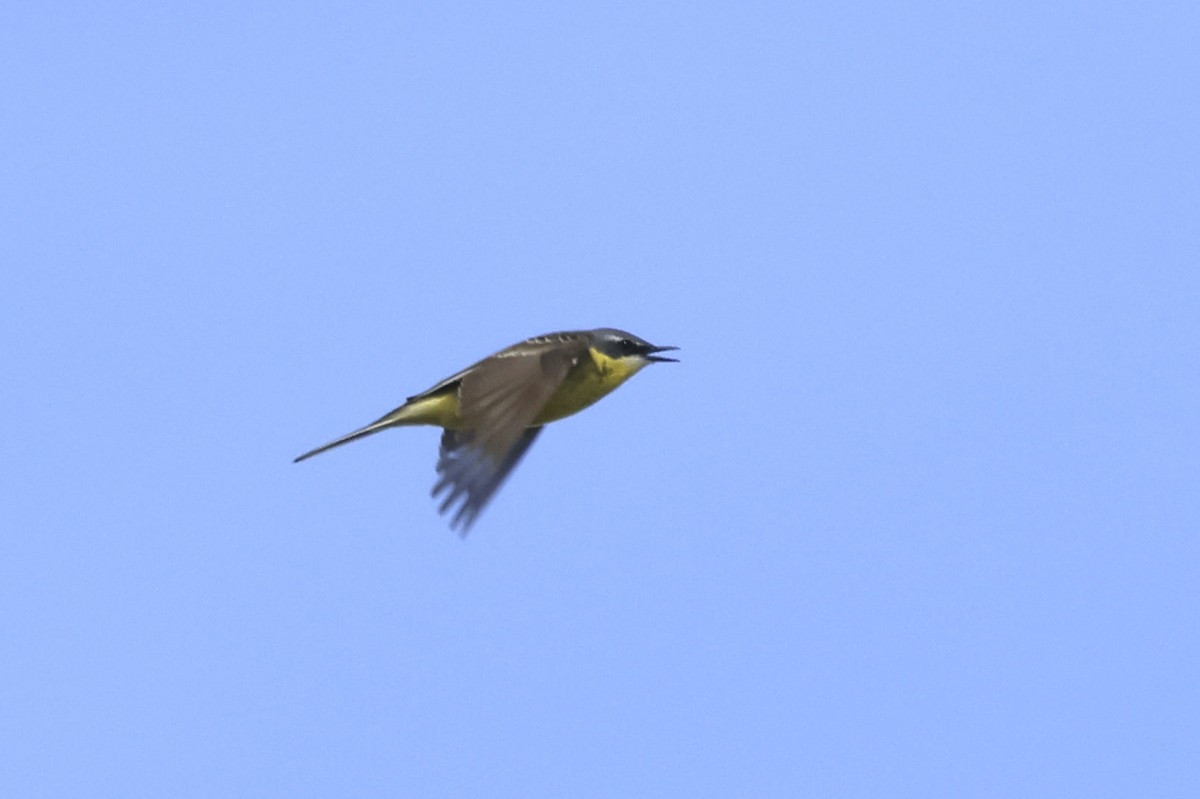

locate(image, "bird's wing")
(434, 427), (543, 533)
(431, 342), (584, 533)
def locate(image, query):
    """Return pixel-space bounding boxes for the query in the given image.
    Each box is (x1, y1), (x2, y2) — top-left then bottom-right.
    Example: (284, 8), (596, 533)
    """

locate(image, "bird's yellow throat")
(533, 347), (646, 424)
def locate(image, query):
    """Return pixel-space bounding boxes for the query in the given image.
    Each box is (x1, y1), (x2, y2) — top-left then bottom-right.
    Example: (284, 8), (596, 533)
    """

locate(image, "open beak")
(645, 345), (680, 363)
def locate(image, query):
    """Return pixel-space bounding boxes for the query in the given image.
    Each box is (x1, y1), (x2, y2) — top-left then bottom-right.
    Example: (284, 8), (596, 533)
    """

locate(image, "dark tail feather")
(293, 411), (407, 463)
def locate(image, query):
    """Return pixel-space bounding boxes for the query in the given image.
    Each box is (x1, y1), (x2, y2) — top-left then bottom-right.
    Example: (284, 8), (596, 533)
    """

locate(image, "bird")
(294, 328), (678, 533)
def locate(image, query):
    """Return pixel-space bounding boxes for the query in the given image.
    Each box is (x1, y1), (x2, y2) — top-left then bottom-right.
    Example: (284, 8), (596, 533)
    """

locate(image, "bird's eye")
(620, 339), (636, 351)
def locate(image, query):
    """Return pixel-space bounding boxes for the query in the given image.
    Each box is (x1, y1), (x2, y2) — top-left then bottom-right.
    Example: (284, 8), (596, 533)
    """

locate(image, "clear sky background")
(3, 3), (1197, 797)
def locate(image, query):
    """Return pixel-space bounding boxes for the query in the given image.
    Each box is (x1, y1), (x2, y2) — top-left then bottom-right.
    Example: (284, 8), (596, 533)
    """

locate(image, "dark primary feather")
(429, 340), (584, 533)
(433, 427), (543, 533)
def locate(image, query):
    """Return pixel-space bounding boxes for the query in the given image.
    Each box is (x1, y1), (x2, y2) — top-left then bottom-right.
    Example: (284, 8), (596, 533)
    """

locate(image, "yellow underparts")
(384, 390), (461, 428)
(534, 348), (644, 424)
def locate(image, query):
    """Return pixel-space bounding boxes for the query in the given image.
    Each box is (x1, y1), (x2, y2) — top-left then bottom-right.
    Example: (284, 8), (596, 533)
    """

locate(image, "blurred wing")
(434, 427), (542, 533)
(431, 343), (582, 533)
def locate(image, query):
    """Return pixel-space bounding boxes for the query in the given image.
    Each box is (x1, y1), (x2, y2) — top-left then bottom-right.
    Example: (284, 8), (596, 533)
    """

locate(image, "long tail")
(293, 405), (411, 463)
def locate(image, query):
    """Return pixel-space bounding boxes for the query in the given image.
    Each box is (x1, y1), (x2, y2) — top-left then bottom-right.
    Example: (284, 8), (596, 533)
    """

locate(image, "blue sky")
(3, 2), (1197, 796)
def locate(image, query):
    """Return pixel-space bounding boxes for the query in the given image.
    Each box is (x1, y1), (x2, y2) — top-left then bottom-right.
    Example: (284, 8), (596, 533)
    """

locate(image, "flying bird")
(294, 328), (678, 533)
